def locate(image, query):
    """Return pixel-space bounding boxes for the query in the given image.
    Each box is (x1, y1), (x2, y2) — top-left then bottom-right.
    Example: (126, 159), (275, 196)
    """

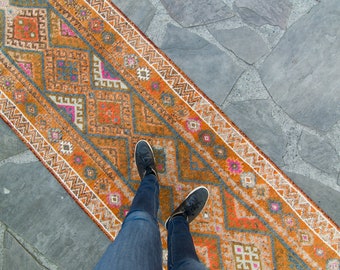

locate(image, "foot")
(165, 186), (209, 228)
(134, 140), (158, 180)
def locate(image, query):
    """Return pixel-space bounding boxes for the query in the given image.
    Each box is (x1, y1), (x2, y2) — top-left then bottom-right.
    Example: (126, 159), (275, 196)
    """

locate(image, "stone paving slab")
(4, 231), (44, 270)
(0, 120), (27, 162)
(3, 227), (57, 270)
(234, 0), (292, 29)
(208, 26), (269, 64)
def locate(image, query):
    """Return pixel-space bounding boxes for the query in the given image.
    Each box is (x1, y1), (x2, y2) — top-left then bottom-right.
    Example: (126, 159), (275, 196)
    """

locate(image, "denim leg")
(94, 174), (162, 270)
(167, 216), (207, 270)
(129, 174), (159, 219)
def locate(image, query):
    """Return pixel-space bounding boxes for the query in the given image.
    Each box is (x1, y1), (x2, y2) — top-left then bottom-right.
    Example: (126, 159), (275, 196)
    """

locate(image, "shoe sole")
(165, 186), (210, 227)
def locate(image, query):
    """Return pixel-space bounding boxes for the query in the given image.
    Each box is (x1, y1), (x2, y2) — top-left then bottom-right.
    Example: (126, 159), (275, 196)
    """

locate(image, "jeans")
(167, 215), (207, 270)
(94, 174), (207, 270)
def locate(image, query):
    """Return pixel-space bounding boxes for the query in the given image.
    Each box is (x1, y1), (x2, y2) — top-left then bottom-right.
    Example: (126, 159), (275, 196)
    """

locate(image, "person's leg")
(94, 141), (162, 270)
(129, 173), (159, 218)
(166, 186), (209, 270)
(94, 174), (162, 270)
(167, 215), (207, 270)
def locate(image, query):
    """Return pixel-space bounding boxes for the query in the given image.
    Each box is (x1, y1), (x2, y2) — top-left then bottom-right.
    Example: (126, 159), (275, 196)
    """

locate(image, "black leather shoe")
(165, 186), (209, 228)
(134, 140), (158, 180)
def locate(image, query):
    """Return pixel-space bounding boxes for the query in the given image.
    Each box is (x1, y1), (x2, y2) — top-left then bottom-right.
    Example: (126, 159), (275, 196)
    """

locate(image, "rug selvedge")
(0, 0), (339, 269)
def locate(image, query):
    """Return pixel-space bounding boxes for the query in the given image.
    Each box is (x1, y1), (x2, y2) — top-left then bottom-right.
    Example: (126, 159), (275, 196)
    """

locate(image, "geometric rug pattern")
(0, 0), (339, 269)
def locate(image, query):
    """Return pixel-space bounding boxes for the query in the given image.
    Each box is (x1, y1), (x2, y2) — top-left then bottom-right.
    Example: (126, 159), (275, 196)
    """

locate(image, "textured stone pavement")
(1, 0), (339, 268)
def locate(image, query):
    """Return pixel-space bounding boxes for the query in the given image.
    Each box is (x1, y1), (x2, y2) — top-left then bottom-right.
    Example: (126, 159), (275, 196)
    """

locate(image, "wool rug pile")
(0, 0), (339, 269)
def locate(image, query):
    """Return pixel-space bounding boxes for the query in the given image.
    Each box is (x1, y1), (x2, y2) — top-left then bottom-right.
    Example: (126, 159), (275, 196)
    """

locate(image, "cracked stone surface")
(209, 26), (270, 64)
(298, 131), (340, 177)
(4, 231), (47, 270)
(227, 68), (270, 101)
(260, 0), (340, 132)
(1, 0), (340, 268)
(1, 223), (60, 269)
(234, 0), (293, 29)
(160, 0), (233, 27)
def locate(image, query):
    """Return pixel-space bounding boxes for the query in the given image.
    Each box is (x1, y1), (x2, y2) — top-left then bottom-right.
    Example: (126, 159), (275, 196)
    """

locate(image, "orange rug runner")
(0, 1), (339, 269)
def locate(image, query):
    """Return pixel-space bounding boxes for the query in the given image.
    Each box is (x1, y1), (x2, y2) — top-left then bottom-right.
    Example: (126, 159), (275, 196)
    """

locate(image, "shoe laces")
(185, 198), (201, 215)
(141, 155), (153, 167)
